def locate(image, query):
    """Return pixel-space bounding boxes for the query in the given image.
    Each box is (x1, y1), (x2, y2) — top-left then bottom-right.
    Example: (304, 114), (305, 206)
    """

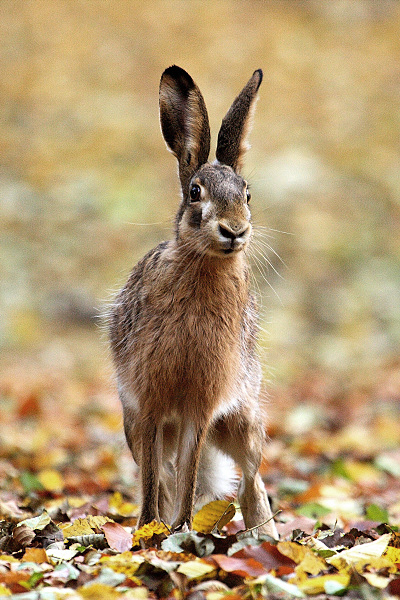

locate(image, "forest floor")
(1, 361), (400, 599)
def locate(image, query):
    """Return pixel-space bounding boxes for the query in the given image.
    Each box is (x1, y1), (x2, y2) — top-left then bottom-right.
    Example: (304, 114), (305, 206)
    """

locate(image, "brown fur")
(109, 66), (277, 537)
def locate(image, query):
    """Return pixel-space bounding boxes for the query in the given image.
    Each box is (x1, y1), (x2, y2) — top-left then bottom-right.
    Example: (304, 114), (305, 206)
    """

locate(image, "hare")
(109, 66), (277, 538)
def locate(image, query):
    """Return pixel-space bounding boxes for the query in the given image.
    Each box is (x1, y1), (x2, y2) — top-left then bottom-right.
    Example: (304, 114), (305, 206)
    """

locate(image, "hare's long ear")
(160, 66), (210, 192)
(216, 69), (263, 173)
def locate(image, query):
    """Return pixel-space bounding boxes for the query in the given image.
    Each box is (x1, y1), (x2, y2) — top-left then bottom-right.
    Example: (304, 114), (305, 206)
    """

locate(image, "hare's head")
(159, 66), (262, 257)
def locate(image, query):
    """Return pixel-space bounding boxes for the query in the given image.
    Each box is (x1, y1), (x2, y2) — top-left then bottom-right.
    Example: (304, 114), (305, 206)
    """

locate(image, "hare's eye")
(190, 184), (201, 202)
(246, 188), (251, 203)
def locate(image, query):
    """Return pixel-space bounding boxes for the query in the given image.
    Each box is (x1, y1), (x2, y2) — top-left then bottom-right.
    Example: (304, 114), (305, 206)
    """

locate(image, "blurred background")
(1, 0), (400, 416)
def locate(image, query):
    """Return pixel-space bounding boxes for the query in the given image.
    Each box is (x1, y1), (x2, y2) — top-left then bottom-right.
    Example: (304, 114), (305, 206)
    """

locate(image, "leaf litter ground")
(1, 363), (400, 599)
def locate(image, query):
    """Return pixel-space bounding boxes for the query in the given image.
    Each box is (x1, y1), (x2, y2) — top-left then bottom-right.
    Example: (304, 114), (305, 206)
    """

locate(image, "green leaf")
(365, 503), (389, 523)
(331, 458), (351, 479)
(296, 503), (331, 519)
(19, 471), (44, 493)
(19, 572), (44, 590)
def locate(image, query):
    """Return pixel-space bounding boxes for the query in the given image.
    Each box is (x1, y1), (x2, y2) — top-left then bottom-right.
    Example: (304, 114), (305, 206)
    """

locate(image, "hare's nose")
(219, 223), (249, 240)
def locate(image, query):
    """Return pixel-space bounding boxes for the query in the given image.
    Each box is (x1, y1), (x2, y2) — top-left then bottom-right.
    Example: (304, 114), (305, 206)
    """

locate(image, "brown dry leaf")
(101, 521), (133, 552)
(192, 500), (235, 534)
(12, 524), (36, 547)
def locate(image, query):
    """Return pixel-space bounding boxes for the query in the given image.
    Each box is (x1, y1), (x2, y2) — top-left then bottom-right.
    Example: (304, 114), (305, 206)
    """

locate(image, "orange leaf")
(0, 571), (31, 594)
(211, 554), (267, 578)
(22, 547), (48, 563)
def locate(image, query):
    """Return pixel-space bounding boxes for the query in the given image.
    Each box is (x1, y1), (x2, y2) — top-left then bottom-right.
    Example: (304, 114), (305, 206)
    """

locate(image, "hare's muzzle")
(217, 221), (251, 253)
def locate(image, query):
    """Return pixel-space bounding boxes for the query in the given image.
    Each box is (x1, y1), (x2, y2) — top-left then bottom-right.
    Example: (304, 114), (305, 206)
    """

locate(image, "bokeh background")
(1, 0), (400, 418)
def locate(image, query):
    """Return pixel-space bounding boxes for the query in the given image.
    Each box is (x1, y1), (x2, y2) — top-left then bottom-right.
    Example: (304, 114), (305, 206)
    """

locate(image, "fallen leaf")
(0, 584), (11, 596)
(326, 534), (391, 570)
(177, 559), (216, 579)
(210, 554), (267, 577)
(37, 469), (63, 492)
(192, 500), (235, 534)
(12, 524), (36, 547)
(132, 521), (170, 546)
(365, 503), (389, 523)
(252, 573), (305, 598)
(100, 551), (144, 577)
(101, 521), (133, 552)
(232, 541), (296, 575)
(22, 547), (48, 563)
(108, 491), (138, 517)
(16, 512), (51, 531)
(78, 582), (121, 598)
(62, 515), (112, 538)
(297, 572), (351, 595)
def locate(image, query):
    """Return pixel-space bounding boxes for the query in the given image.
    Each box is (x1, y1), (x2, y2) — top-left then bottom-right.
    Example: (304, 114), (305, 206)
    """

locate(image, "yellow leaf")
(296, 551), (328, 577)
(297, 572), (350, 595)
(100, 551), (145, 578)
(62, 516), (112, 538)
(0, 555), (19, 563)
(192, 500), (235, 534)
(123, 588), (149, 599)
(0, 584), (11, 596)
(277, 542), (308, 564)
(343, 460), (384, 485)
(177, 559), (216, 579)
(78, 583), (121, 599)
(132, 520), (170, 545)
(37, 469), (63, 492)
(385, 545), (400, 564)
(109, 491), (139, 517)
(326, 534), (391, 570)
(278, 541), (328, 581)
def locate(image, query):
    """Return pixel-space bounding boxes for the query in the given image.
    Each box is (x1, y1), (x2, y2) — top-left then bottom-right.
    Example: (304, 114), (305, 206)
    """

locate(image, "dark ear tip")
(163, 65), (186, 78)
(253, 68), (263, 90)
(160, 65), (196, 96)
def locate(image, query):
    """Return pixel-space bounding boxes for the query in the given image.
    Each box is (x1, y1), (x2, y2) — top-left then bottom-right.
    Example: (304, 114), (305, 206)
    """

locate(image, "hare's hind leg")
(212, 410), (278, 539)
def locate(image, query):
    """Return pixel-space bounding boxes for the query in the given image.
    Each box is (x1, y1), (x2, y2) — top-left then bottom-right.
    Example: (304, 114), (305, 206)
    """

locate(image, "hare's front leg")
(172, 422), (207, 530)
(137, 417), (164, 526)
(213, 412), (278, 539)
(123, 399), (172, 526)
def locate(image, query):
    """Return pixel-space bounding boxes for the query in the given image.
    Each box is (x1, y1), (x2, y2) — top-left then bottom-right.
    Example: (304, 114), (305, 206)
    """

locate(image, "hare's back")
(109, 241), (171, 358)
